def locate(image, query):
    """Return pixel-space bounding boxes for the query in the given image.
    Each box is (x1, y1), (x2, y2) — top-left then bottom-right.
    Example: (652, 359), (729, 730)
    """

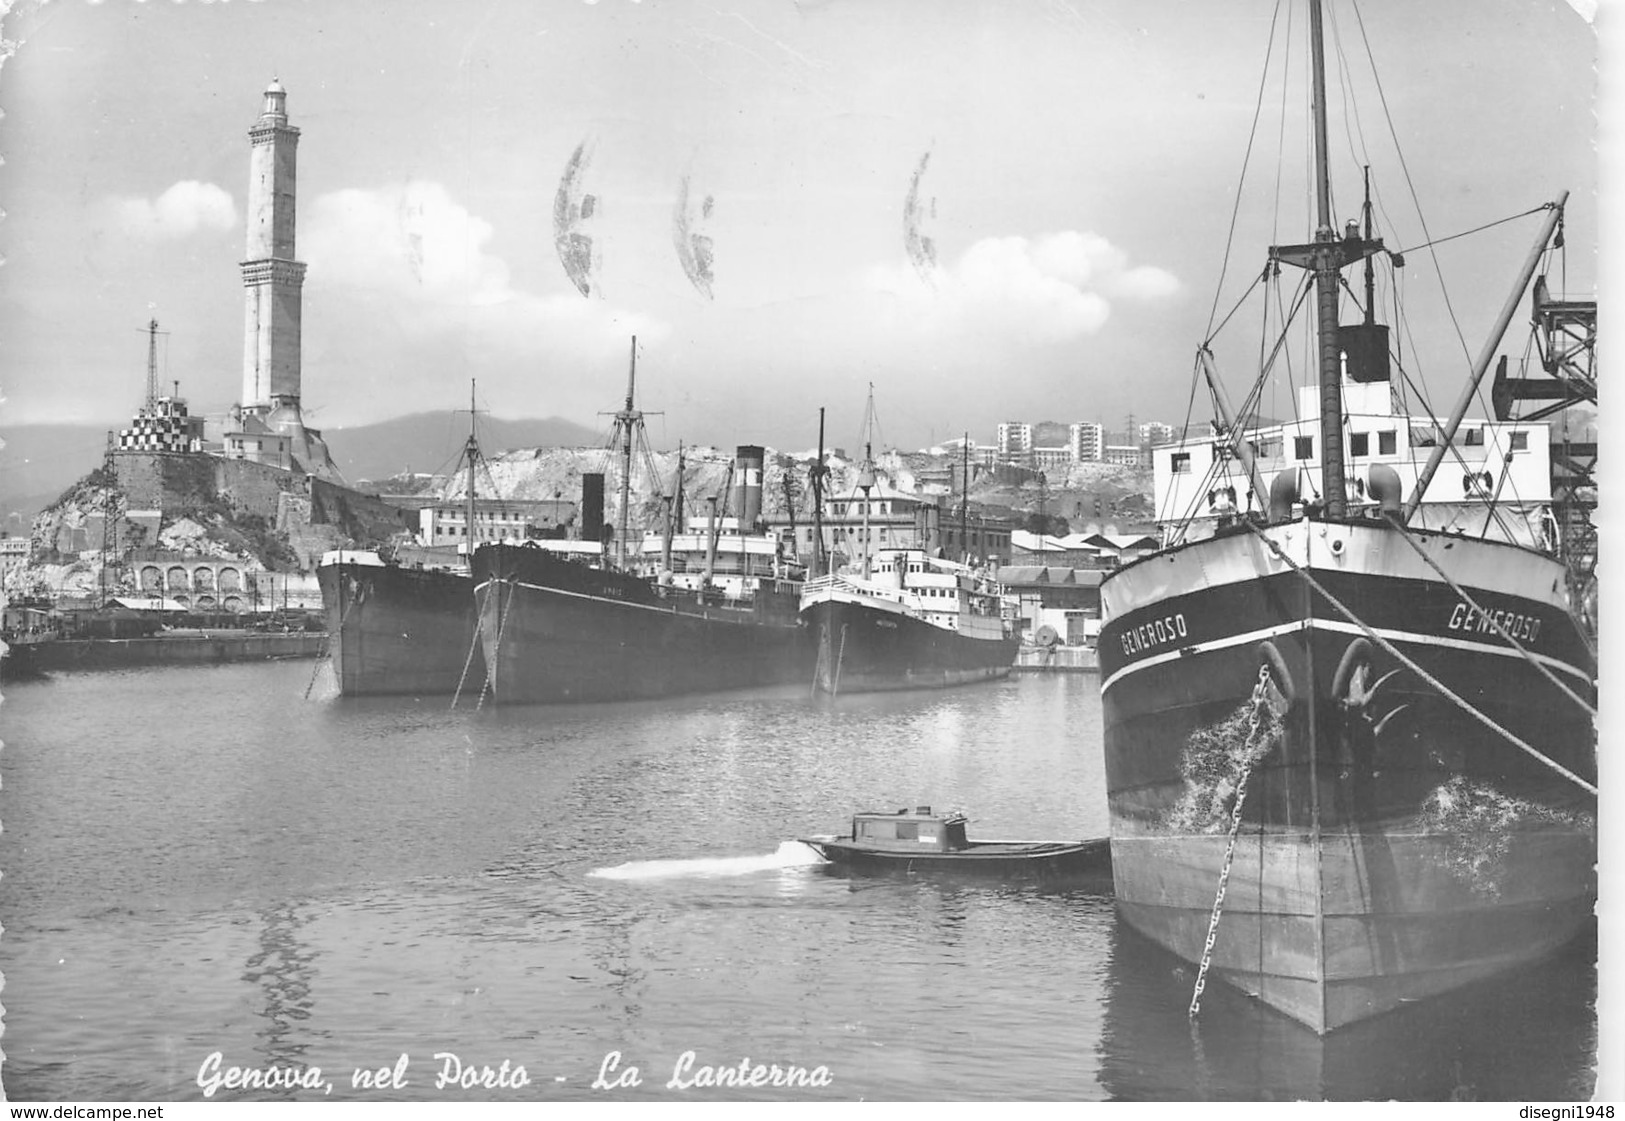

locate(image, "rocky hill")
(413, 442), (1154, 537)
(0, 413), (605, 525)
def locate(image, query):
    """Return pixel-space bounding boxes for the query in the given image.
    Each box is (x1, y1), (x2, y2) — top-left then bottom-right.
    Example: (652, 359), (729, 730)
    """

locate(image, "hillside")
(323, 413), (607, 486)
(0, 425), (118, 530)
(0, 413), (607, 524)
(405, 442), (1154, 539)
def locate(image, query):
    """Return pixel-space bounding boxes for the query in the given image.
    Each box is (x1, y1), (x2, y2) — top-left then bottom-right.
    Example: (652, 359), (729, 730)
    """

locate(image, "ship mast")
(615, 337), (638, 570)
(144, 318), (161, 408)
(1307, 0), (1346, 517)
(464, 379), (480, 564)
(662, 442), (683, 582)
(959, 432), (969, 563)
(857, 386), (877, 580)
(811, 408), (828, 578)
(1269, 0), (1382, 518)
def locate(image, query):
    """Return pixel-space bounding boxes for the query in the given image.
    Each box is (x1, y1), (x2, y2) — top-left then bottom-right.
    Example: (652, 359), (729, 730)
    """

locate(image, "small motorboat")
(800, 806), (1112, 884)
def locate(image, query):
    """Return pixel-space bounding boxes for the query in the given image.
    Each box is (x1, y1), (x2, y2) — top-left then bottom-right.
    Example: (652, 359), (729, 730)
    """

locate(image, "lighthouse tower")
(241, 78), (305, 411)
(224, 79), (343, 482)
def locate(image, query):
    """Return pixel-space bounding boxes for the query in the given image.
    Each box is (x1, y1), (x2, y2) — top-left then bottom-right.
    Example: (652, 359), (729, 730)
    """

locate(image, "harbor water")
(0, 662), (1599, 1101)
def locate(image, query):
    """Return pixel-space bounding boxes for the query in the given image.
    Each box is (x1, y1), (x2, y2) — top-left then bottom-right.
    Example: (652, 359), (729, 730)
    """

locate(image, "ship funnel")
(581, 473), (606, 542)
(1367, 464), (1403, 518)
(1268, 469), (1299, 523)
(731, 445), (764, 530)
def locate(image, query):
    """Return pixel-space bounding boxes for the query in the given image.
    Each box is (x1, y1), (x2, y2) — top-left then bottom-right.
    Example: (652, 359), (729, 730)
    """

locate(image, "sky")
(0, 0), (1601, 455)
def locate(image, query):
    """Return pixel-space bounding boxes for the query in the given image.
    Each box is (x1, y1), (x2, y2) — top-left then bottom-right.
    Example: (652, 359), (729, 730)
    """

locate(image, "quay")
(1013, 645), (1099, 673)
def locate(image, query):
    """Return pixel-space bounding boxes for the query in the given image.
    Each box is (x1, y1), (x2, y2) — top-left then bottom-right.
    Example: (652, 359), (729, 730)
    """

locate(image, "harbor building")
(1032, 446), (1074, 472)
(1068, 422), (1104, 462)
(997, 564), (1106, 645)
(771, 486), (1014, 570)
(417, 498), (578, 547)
(115, 321), (207, 454)
(222, 80), (344, 482)
(116, 395), (205, 454)
(996, 421), (1033, 467)
(1137, 420), (1176, 445)
(1, 536), (30, 589)
(993, 420), (1111, 468)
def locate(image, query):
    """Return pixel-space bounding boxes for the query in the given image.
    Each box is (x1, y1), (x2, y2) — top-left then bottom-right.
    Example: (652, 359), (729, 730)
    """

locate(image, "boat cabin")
(850, 807), (969, 852)
(1151, 379), (1554, 548)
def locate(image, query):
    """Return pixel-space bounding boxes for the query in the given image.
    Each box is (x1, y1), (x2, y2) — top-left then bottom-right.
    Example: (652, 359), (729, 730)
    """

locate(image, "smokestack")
(704, 494), (720, 593)
(732, 445), (764, 531)
(581, 473), (605, 542)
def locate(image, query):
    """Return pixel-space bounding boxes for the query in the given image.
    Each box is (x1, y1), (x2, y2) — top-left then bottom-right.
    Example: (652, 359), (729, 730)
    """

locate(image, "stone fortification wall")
(309, 478), (414, 543)
(113, 452), (295, 513)
(107, 452), (413, 570)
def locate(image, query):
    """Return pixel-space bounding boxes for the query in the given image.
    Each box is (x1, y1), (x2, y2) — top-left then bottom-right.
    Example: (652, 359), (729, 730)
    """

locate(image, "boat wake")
(588, 840), (828, 881)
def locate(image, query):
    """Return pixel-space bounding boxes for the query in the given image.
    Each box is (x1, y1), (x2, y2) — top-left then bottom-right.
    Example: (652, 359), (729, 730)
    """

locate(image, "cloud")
(866, 230), (1179, 343)
(111, 181), (237, 239)
(302, 180), (667, 352)
(296, 181), (667, 421)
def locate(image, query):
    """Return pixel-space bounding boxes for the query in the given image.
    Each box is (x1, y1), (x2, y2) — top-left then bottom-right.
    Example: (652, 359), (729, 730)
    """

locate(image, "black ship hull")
(471, 542), (812, 704)
(1098, 520), (1596, 1034)
(801, 591), (1017, 695)
(0, 637), (51, 680)
(802, 836), (1111, 883)
(317, 559), (483, 697)
(3, 632), (323, 678)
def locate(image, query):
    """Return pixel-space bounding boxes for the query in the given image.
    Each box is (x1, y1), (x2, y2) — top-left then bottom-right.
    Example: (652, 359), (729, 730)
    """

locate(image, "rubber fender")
(1332, 636), (1375, 699)
(1257, 639), (1296, 705)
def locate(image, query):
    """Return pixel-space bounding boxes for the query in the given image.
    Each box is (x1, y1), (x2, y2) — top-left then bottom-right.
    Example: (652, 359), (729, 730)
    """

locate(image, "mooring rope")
(811, 622), (829, 698)
(1244, 521), (1596, 797)
(1386, 521), (1596, 719)
(304, 584), (361, 700)
(449, 579), (491, 710)
(832, 623), (848, 697)
(476, 575), (516, 712)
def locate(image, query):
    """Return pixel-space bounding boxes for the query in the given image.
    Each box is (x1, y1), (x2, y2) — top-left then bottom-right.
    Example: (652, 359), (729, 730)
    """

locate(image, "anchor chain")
(1189, 662), (1280, 1019)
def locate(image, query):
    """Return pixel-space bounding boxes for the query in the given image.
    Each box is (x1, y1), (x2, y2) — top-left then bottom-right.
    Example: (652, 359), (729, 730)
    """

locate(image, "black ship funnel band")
(732, 445), (764, 530)
(581, 473), (605, 542)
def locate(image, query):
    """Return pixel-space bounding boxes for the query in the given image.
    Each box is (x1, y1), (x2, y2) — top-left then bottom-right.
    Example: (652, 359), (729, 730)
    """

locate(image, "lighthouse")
(224, 79), (343, 482)
(241, 78), (305, 411)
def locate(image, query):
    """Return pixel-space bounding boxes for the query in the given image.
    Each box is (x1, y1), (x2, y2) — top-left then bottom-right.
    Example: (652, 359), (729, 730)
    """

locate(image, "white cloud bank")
(868, 230), (1179, 343)
(111, 181), (237, 239)
(302, 180), (666, 356)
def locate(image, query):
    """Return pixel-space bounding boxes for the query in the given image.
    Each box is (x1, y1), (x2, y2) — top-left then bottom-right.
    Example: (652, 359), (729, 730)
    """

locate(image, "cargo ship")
(801, 548), (1016, 694)
(471, 536), (808, 704)
(1096, 0), (1596, 1034)
(470, 343), (812, 704)
(799, 395), (1016, 694)
(317, 384), (495, 698)
(1, 621), (324, 679)
(316, 549), (481, 697)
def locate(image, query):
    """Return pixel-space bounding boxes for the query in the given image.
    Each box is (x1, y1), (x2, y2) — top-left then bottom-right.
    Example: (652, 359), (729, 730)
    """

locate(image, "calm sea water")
(0, 662), (1599, 1101)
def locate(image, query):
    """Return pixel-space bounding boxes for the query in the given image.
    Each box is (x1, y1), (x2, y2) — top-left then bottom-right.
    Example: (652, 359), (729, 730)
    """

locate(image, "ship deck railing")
(803, 572), (1007, 624)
